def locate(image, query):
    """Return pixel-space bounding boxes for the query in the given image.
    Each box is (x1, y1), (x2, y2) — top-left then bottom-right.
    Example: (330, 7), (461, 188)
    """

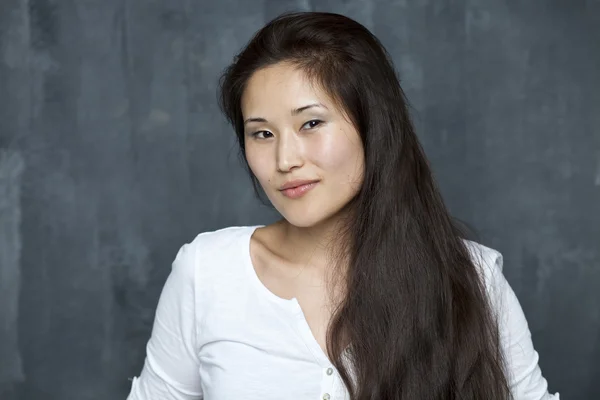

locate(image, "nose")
(276, 131), (304, 172)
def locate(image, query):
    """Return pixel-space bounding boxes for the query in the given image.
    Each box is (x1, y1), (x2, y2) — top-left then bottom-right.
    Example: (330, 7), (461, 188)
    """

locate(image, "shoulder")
(461, 239), (504, 273)
(184, 225), (257, 254)
(461, 239), (507, 307)
(170, 225), (258, 281)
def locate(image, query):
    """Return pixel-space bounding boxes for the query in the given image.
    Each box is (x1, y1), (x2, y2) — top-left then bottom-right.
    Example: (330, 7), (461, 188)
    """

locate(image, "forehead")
(241, 63), (331, 113)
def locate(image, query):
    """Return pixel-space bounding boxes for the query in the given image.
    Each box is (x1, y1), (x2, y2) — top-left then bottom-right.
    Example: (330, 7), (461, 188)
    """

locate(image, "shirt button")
(326, 367), (334, 375)
(322, 394), (330, 400)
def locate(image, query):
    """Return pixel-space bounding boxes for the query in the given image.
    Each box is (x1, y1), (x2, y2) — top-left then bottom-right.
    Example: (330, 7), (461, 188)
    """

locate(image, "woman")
(127, 11), (559, 400)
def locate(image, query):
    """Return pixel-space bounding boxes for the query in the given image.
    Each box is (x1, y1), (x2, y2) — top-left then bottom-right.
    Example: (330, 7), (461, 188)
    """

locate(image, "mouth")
(279, 181), (319, 199)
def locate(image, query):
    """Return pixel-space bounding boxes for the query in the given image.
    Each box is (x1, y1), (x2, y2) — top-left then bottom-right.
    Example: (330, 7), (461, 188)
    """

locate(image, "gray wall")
(1, 0), (598, 399)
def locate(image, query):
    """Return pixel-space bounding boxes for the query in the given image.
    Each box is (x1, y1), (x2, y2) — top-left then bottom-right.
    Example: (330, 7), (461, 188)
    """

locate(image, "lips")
(279, 180), (319, 199)
(279, 179), (320, 191)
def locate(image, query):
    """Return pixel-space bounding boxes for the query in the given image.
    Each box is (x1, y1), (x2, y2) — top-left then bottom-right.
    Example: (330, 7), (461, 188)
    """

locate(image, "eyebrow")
(243, 103), (327, 126)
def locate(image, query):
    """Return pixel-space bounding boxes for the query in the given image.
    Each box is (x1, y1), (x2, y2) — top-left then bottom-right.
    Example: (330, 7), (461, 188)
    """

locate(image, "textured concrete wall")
(0, 0), (598, 399)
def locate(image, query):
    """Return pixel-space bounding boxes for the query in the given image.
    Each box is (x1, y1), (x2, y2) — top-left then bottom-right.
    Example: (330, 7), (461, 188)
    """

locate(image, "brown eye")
(252, 131), (273, 139)
(302, 120), (323, 130)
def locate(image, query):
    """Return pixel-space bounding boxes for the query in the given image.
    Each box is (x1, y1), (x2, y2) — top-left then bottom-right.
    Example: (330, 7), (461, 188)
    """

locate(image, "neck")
(275, 213), (349, 272)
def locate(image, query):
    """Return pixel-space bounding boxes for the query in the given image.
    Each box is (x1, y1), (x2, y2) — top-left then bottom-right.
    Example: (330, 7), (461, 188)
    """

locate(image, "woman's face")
(241, 62), (364, 228)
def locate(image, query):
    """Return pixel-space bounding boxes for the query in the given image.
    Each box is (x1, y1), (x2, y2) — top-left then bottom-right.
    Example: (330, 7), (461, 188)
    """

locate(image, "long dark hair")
(218, 11), (511, 400)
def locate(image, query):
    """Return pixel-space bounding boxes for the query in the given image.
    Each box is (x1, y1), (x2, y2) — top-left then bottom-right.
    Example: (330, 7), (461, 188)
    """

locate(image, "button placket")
(320, 365), (335, 400)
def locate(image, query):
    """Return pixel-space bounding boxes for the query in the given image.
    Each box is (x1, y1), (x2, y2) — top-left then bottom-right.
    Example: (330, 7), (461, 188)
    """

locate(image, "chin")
(275, 203), (343, 230)
(277, 212), (323, 229)
(267, 191), (351, 229)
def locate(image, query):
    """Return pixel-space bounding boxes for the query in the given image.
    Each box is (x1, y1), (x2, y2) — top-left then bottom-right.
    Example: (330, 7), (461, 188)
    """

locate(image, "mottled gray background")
(0, 0), (598, 399)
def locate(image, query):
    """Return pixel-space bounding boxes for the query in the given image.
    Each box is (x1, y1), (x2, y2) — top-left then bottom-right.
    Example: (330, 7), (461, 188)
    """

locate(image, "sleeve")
(126, 242), (204, 400)
(482, 248), (560, 400)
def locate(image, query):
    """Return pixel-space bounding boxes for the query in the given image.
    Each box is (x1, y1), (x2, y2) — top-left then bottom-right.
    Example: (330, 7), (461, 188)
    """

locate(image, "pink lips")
(280, 181), (319, 199)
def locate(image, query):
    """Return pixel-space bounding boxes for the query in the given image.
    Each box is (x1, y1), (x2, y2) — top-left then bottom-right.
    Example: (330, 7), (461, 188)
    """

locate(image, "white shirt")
(126, 225), (559, 400)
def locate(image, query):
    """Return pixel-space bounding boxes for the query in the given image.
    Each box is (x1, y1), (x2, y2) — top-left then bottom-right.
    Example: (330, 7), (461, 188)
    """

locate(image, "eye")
(251, 130), (273, 139)
(249, 120), (323, 139)
(302, 119), (323, 130)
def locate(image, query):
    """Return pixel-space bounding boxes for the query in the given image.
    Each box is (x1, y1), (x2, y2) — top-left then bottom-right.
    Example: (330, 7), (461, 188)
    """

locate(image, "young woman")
(127, 11), (559, 400)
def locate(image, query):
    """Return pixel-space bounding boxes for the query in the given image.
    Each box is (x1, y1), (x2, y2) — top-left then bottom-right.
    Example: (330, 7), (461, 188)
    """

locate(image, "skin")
(241, 62), (365, 269)
(240, 62), (364, 354)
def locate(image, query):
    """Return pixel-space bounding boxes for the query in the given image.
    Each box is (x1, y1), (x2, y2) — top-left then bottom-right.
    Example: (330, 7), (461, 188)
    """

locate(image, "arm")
(484, 249), (560, 400)
(127, 242), (203, 400)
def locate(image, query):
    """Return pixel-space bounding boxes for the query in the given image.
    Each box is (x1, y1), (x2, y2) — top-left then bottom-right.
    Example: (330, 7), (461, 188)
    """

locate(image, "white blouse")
(126, 225), (559, 399)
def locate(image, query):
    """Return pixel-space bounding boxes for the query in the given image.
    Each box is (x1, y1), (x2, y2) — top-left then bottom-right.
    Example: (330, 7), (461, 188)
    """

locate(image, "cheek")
(313, 131), (364, 181)
(246, 147), (271, 182)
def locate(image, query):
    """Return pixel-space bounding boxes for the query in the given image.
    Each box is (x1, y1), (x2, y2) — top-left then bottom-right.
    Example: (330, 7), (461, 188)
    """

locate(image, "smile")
(280, 181), (319, 199)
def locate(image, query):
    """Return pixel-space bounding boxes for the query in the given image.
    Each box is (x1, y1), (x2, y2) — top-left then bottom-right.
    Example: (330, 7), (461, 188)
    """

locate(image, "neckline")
(243, 225), (301, 313)
(242, 224), (332, 367)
